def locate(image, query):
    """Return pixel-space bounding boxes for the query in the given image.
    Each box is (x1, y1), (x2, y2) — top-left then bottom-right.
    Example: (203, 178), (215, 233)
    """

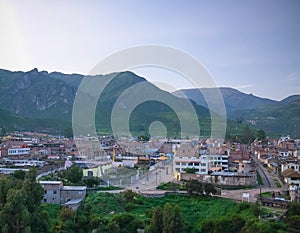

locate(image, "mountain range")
(173, 88), (300, 137)
(0, 68), (299, 138)
(0, 68), (212, 137)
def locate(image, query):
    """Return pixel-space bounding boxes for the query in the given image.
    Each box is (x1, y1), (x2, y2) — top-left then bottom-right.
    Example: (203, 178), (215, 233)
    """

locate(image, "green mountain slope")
(174, 88), (300, 138)
(0, 108), (70, 133)
(173, 87), (276, 113)
(230, 99), (300, 137)
(0, 69), (216, 137)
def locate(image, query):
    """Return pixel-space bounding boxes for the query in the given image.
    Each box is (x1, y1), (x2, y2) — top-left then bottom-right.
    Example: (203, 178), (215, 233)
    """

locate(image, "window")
(44, 190), (47, 194)
(194, 163), (199, 166)
(200, 169), (206, 172)
(201, 163), (206, 167)
(181, 162), (186, 166)
(53, 190), (57, 194)
(44, 198), (47, 203)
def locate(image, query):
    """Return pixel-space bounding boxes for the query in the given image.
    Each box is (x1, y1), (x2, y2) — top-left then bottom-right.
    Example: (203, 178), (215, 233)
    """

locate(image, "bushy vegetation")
(0, 169), (48, 233)
(156, 182), (185, 191)
(40, 190), (299, 233)
(2, 169), (300, 233)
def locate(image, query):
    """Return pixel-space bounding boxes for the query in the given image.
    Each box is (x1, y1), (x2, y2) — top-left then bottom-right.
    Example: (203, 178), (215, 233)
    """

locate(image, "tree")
(0, 127), (6, 137)
(184, 167), (196, 174)
(0, 168), (47, 233)
(59, 207), (75, 222)
(163, 203), (173, 233)
(256, 129), (267, 144)
(62, 165), (83, 184)
(204, 183), (217, 195)
(241, 218), (287, 233)
(162, 203), (185, 233)
(123, 189), (135, 202)
(284, 202), (300, 233)
(106, 221), (120, 233)
(84, 177), (99, 188)
(64, 127), (73, 138)
(146, 206), (163, 233)
(286, 202), (300, 217)
(12, 170), (26, 180)
(186, 180), (203, 196)
(169, 205), (185, 233)
(241, 126), (254, 144)
(138, 134), (150, 142)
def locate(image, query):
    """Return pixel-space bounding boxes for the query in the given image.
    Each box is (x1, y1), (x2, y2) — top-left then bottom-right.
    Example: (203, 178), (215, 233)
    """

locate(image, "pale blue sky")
(0, 0), (299, 100)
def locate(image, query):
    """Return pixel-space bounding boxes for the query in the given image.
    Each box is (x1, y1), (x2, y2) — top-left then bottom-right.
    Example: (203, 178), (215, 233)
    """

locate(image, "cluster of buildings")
(254, 135), (300, 202)
(1, 131), (300, 205)
(170, 139), (256, 187)
(0, 132), (76, 175)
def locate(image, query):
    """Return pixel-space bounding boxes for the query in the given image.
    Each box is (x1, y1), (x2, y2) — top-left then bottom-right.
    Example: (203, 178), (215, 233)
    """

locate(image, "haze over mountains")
(0, 68), (299, 137)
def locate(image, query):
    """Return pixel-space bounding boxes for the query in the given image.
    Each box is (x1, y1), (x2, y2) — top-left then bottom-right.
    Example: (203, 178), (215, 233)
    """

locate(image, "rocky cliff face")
(0, 68), (75, 119)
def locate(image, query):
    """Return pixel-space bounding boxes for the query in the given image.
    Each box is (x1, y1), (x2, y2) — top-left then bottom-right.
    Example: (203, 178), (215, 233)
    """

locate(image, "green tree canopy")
(256, 129), (267, 144)
(60, 164), (83, 185)
(146, 206), (163, 233)
(0, 168), (48, 233)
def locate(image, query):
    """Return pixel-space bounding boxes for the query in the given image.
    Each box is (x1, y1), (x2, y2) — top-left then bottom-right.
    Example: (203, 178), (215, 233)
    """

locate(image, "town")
(1, 131), (299, 210)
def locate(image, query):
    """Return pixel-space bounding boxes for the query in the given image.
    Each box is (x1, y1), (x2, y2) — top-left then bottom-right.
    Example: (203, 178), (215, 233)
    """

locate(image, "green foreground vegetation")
(1, 169), (300, 233)
(42, 191), (299, 233)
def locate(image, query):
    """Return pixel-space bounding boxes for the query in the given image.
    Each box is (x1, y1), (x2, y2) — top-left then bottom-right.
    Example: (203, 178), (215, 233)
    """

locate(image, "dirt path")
(220, 187), (283, 203)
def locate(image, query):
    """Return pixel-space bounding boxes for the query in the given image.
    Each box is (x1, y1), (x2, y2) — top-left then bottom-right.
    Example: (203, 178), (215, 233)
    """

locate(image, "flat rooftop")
(39, 181), (63, 185)
(62, 186), (87, 191)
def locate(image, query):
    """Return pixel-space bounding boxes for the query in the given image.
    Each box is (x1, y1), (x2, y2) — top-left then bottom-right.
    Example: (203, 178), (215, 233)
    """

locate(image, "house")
(40, 181), (63, 204)
(79, 160), (112, 177)
(281, 162), (300, 173)
(61, 186), (87, 210)
(39, 181), (87, 210)
(281, 168), (300, 203)
(281, 168), (300, 186)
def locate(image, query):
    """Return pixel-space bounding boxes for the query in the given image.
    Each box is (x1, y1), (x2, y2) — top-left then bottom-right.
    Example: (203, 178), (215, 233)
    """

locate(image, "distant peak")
(28, 68), (38, 73)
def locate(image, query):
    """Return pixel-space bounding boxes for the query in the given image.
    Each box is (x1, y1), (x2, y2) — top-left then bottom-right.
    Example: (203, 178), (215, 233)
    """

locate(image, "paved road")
(254, 159), (279, 188)
(127, 160), (175, 191)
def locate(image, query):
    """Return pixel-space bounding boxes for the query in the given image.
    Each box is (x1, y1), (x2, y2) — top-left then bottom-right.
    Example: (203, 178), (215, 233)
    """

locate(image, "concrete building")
(40, 181), (63, 204)
(39, 181), (87, 210)
(174, 144), (209, 175)
(61, 186), (87, 206)
(173, 144), (230, 176)
(8, 148), (30, 156)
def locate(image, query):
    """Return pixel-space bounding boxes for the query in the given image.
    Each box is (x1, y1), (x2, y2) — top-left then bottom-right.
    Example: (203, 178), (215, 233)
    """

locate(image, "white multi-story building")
(8, 147), (30, 156)
(173, 144), (229, 175)
(209, 154), (229, 171)
(174, 144), (208, 174)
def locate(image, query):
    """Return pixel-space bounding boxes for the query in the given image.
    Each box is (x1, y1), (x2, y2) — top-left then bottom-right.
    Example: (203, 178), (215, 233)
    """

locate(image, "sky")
(0, 0), (300, 100)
